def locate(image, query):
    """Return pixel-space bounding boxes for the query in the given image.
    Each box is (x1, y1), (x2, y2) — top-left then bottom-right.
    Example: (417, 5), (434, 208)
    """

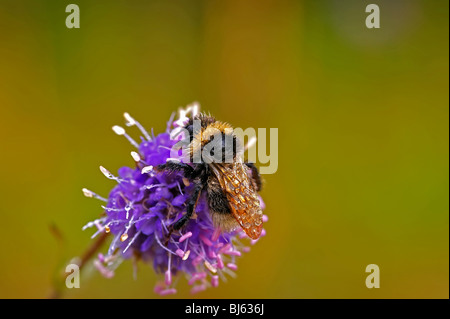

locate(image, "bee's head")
(201, 125), (242, 164)
(185, 115), (242, 164)
(182, 117), (240, 164)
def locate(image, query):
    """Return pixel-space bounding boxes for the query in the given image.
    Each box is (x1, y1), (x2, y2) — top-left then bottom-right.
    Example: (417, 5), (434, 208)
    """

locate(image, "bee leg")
(172, 182), (203, 231)
(245, 162), (262, 191)
(164, 225), (174, 246)
(156, 161), (195, 179)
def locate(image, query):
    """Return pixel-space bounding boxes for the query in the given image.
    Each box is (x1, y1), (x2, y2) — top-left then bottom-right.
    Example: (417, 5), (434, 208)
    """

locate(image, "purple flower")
(82, 103), (267, 295)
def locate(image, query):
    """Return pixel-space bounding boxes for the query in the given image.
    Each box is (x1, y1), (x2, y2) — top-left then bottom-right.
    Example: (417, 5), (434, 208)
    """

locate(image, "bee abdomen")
(206, 176), (231, 214)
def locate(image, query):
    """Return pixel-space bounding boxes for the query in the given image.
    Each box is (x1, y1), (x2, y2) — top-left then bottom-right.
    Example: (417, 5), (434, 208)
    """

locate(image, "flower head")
(82, 103), (267, 295)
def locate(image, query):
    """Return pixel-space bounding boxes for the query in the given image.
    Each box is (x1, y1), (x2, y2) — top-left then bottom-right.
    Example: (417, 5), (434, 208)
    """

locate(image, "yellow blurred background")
(0, 0), (448, 298)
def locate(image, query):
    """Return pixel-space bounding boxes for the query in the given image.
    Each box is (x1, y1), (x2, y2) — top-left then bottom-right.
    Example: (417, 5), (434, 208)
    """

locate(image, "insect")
(156, 113), (264, 240)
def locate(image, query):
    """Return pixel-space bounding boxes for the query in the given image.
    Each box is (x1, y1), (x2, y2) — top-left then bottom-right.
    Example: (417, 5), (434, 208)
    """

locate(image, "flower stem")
(48, 232), (110, 299)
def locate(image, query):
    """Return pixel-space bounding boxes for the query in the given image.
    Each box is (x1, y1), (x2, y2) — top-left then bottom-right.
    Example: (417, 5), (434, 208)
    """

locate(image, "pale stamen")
(159, 288), (177, 296)
(155, 233), (177, 256)
(81, 188), (107, 202)
(188, 272), (206, 285)
(192, 255), (203, 266)
(123, 112), (136, 126)
(174, 110), (188, 128)
(242, 246), (251, 253)
(190, 284), (206, 294)
(204, 260), (217, 274)
(101, 205), (123, 212)
(223, 250), (241, 257)
(123, 230), (141, 253)
(108, 231), (121, 255)
(130, 151), (141, 162)
(216, 254), (224, 269)
(165, 254), (172, 285)
(120, 233), (128, 242)
(211, 275), (219, 288)
(151, 127), (156, 140)
(112, 125), (125, 135)
(182, 250), (191, 261)
(179, 232), (192, 243)
(141, 165), (154, 174)
(123, 112), (152, 141)
(119, 215), (135, 242)
(188, 101), (200, 117)
(93, 259), (115, 278)
(173, 102), (200, 128)
(227, 263), (238, 271)
(222, 267), (237, 278)
(141, 183), (164, 191)
(158, 145), (174, 152)
(219, 243), (232, 254)
(154, 283), (164, 294)
(112, 125), (139, 148)
(99, 166), (125, 183)
(200, 235), (213, 247)
(125, 202), (133, 219)
(166, 112), (176, 132)
(175, 249), (185, 258)
(82, 217), (106, 231)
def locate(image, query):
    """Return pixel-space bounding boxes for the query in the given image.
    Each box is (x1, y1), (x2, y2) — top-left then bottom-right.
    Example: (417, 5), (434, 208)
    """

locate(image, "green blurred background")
(0, 0), (448, 298)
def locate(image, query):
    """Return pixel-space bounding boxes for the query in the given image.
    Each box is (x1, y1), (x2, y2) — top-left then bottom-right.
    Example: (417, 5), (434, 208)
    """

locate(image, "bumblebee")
(157, 113), (264, 240)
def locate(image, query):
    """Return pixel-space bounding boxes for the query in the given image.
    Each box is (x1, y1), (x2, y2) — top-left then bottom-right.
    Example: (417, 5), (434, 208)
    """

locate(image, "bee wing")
(213, 163), (263, 239)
